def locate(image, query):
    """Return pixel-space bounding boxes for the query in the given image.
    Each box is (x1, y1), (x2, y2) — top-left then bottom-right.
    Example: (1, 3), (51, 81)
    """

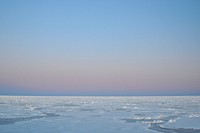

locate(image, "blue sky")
(0, 0), (200, 95)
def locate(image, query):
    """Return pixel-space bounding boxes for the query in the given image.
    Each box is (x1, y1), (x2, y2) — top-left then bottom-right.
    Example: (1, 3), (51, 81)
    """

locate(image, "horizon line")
(0, 94), (200, 97)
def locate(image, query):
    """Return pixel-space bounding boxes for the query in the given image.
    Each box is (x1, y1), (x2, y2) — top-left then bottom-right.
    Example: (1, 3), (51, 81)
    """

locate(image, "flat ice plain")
(0, 96), (200, 133)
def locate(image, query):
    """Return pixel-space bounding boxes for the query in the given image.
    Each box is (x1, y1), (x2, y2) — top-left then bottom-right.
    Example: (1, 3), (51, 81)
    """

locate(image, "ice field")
(0, 96), (200, 133)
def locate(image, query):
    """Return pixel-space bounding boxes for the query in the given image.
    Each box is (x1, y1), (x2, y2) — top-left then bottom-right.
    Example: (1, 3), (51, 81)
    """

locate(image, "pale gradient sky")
(0, 0), (200, 95)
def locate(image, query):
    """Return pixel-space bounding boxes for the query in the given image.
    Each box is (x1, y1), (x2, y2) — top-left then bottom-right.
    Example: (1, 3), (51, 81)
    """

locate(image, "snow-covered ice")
(0, 96), (200, 133)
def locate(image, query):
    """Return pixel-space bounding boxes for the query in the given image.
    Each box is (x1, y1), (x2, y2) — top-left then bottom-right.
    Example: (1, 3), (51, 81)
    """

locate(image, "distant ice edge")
(0, 96), (200, 133)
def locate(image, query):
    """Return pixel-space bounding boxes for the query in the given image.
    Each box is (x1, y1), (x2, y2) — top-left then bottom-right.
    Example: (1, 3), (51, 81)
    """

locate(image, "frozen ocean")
(0, 96), (200, 133)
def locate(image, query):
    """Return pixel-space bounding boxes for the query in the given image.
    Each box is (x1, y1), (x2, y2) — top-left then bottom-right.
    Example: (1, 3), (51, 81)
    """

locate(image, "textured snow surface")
(0, 96), (200, 133)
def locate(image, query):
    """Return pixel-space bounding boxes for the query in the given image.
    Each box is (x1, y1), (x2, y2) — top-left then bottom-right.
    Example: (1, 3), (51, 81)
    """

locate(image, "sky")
(0, 0), (200, 96)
